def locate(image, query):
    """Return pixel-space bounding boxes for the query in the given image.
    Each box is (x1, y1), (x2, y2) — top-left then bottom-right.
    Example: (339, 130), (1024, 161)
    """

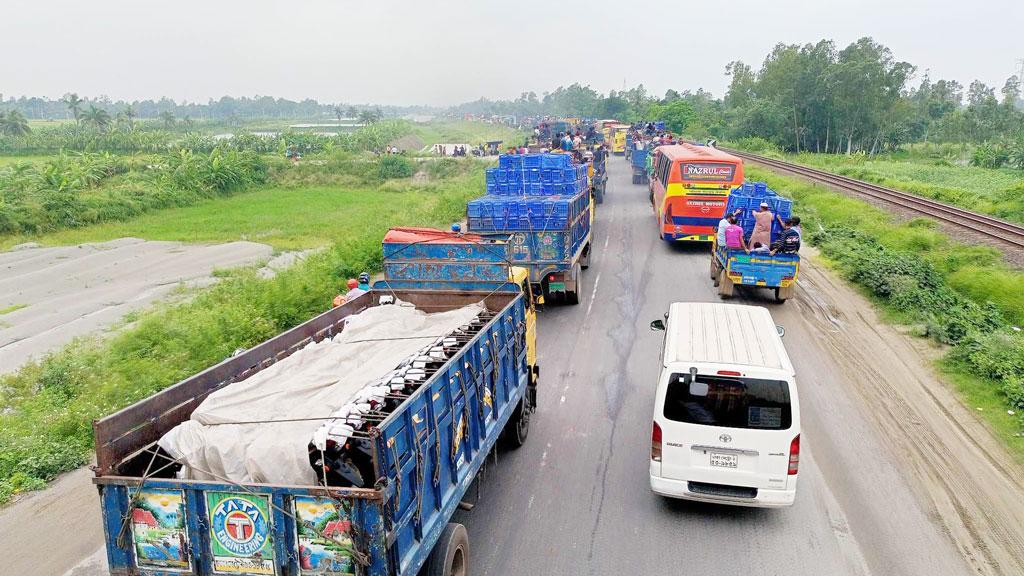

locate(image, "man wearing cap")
(333, 279), (359, 307)
(750, 202), (775, 248)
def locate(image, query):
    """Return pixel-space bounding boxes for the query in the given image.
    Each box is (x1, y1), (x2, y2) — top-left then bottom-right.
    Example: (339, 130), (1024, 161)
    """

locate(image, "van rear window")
(663, 373), (792, 430)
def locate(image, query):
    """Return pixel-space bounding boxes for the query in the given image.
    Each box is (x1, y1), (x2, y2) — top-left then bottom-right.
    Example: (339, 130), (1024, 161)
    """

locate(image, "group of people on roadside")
(717, 202), (802, 256)
(333, 272), (371, 307)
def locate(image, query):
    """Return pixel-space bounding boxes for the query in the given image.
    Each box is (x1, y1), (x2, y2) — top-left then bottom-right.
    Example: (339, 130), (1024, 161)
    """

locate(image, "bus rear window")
(663, 373), (791, 430)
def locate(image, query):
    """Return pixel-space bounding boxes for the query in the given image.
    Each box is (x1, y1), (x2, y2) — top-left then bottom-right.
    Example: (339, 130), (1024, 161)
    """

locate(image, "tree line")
(0, 93), (423, 125)
(450, 37), (1024, 163)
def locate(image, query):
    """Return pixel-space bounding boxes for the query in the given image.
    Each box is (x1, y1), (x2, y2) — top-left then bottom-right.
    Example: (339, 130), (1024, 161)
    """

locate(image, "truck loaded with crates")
(711, 182), (799, 302)
(91, 227), (539, 576)
(469, 153), (593, 304)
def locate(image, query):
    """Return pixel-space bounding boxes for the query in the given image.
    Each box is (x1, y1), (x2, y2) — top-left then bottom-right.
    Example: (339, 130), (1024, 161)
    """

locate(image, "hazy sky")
(3, 0), (1022, 106)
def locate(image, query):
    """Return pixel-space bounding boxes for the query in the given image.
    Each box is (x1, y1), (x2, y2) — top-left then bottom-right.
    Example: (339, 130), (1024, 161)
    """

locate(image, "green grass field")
(412, 120), (528, 149)
(785, 152), (1024, 223)
(14, 183), (456, 251)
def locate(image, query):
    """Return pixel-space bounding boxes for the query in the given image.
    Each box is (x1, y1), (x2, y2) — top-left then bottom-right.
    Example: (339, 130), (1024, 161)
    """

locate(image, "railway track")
(725, 149), (1024, 250)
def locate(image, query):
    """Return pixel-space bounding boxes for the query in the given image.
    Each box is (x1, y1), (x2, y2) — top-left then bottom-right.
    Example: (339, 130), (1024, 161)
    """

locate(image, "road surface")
(4, 157), (1024, 576)
(454, 157), (1024, 575)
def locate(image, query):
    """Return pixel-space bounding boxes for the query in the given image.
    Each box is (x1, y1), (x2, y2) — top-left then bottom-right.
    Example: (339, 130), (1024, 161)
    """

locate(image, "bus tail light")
(652, 422), (662, 462)
(788, 434), (800, 475)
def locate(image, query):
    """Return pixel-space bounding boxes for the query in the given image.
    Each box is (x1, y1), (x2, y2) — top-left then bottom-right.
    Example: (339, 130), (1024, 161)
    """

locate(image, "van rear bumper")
(649, 474), (795, 508)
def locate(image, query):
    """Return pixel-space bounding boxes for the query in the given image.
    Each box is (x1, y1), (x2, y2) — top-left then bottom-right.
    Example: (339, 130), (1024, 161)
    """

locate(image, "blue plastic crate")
(541, 168), (564, 183)
(541, 154), (570, 169)
(523, 154), (542, 169)
(525, 169), (541, 183)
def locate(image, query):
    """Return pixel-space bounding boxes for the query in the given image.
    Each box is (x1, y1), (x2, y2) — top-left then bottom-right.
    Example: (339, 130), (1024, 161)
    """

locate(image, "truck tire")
(503, 394), (531, 449)
(423, 523), (469, 576)
(565, 263), (582, 305)
(718, 270), (734, 298)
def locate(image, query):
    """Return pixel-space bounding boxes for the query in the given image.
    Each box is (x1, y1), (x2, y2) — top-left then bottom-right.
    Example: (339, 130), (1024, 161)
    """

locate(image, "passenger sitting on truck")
(716, 209), (742, 247)
(750, 242), (770, 254)
(770, 219), (802, 255)
(357, 272), (371, 291)
(724, 215), (749, 252)
(333, 279), (359, 307)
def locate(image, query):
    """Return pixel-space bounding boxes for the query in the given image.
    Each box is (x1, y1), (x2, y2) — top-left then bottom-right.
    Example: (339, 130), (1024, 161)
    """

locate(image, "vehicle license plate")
(710, 453), (738, 468)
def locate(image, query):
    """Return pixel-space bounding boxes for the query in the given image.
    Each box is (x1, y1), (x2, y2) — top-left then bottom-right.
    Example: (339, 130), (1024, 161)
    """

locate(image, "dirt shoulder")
(795, 252), (1024, 575)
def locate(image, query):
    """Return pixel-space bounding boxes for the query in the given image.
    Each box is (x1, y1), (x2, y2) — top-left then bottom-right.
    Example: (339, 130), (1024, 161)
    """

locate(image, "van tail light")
(788, 434), (800, 475)
(651, 422), (662, 462)
(716, 370), (742, 376)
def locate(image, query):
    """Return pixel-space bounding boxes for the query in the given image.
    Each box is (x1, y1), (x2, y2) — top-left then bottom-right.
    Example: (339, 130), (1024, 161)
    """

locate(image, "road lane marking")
(584, 272), (601, 318)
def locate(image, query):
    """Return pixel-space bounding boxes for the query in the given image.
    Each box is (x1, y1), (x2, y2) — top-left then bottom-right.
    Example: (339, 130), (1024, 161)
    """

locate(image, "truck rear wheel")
(423, 523), (469, 576)
(565, 263), (582, 305)
(502, 394), (531, 449)
(717, 270), (734, 298)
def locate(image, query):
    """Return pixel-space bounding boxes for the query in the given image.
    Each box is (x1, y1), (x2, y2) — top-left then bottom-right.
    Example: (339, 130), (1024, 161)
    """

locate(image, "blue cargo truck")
(710, 182), (799, 302)
(92, 227), (538, 576)
(470, 153), (594, 305)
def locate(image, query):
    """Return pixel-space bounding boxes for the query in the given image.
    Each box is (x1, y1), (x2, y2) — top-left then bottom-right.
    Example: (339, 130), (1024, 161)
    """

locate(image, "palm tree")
(181, 115), (194, 130)
(81, 105), (111, 131)
(159, 110), (176, 129)
(333, 105), (344, 124)
(357, 109), (379, 125)
(62, 93), (84, 124)
(346, 105), (357, 119)
(0, 110), (32, 136)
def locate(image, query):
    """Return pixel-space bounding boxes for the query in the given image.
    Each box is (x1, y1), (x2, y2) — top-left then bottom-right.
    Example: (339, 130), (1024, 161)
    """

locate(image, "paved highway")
(454, 157), (1024, 576)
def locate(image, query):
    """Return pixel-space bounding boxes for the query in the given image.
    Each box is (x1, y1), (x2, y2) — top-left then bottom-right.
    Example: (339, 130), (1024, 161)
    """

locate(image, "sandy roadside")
(791, 252), (1024, 575)
(0, 238), (273, 374)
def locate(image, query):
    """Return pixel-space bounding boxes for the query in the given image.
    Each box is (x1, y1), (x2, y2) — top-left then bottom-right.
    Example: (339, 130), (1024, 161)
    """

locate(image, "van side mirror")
(776, 325), (786, 338)
(650, 319), (666, 331)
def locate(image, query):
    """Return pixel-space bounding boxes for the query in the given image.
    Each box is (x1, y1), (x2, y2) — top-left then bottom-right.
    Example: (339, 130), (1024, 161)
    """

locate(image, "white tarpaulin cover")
(158, 301), (484, 485)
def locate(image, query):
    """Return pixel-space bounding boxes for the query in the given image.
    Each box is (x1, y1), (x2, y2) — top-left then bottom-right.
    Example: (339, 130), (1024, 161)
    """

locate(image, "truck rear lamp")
(652, 421), (662, 462)
(716, 370), (742, 376)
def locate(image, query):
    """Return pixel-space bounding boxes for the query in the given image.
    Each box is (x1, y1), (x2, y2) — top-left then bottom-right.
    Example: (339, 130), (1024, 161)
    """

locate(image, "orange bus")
(649, 144), (744, 242)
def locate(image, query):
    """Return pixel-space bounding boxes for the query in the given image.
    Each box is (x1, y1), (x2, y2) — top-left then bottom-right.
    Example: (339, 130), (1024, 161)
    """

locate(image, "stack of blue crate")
(471, 153), (592, 233)
(485, 154), (587, 197)
(725, 181), (793, 239)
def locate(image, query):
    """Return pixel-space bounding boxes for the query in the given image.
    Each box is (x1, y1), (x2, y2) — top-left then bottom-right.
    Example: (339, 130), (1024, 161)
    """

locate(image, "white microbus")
(649, 302), (800, 507)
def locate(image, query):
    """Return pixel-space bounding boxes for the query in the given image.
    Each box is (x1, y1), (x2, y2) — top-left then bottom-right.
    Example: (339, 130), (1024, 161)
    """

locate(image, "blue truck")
(630, 148), (648, 185)
(710, 183), (799, 302)
(471, 154), (594, 305)
(92, 227), (538, 576)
